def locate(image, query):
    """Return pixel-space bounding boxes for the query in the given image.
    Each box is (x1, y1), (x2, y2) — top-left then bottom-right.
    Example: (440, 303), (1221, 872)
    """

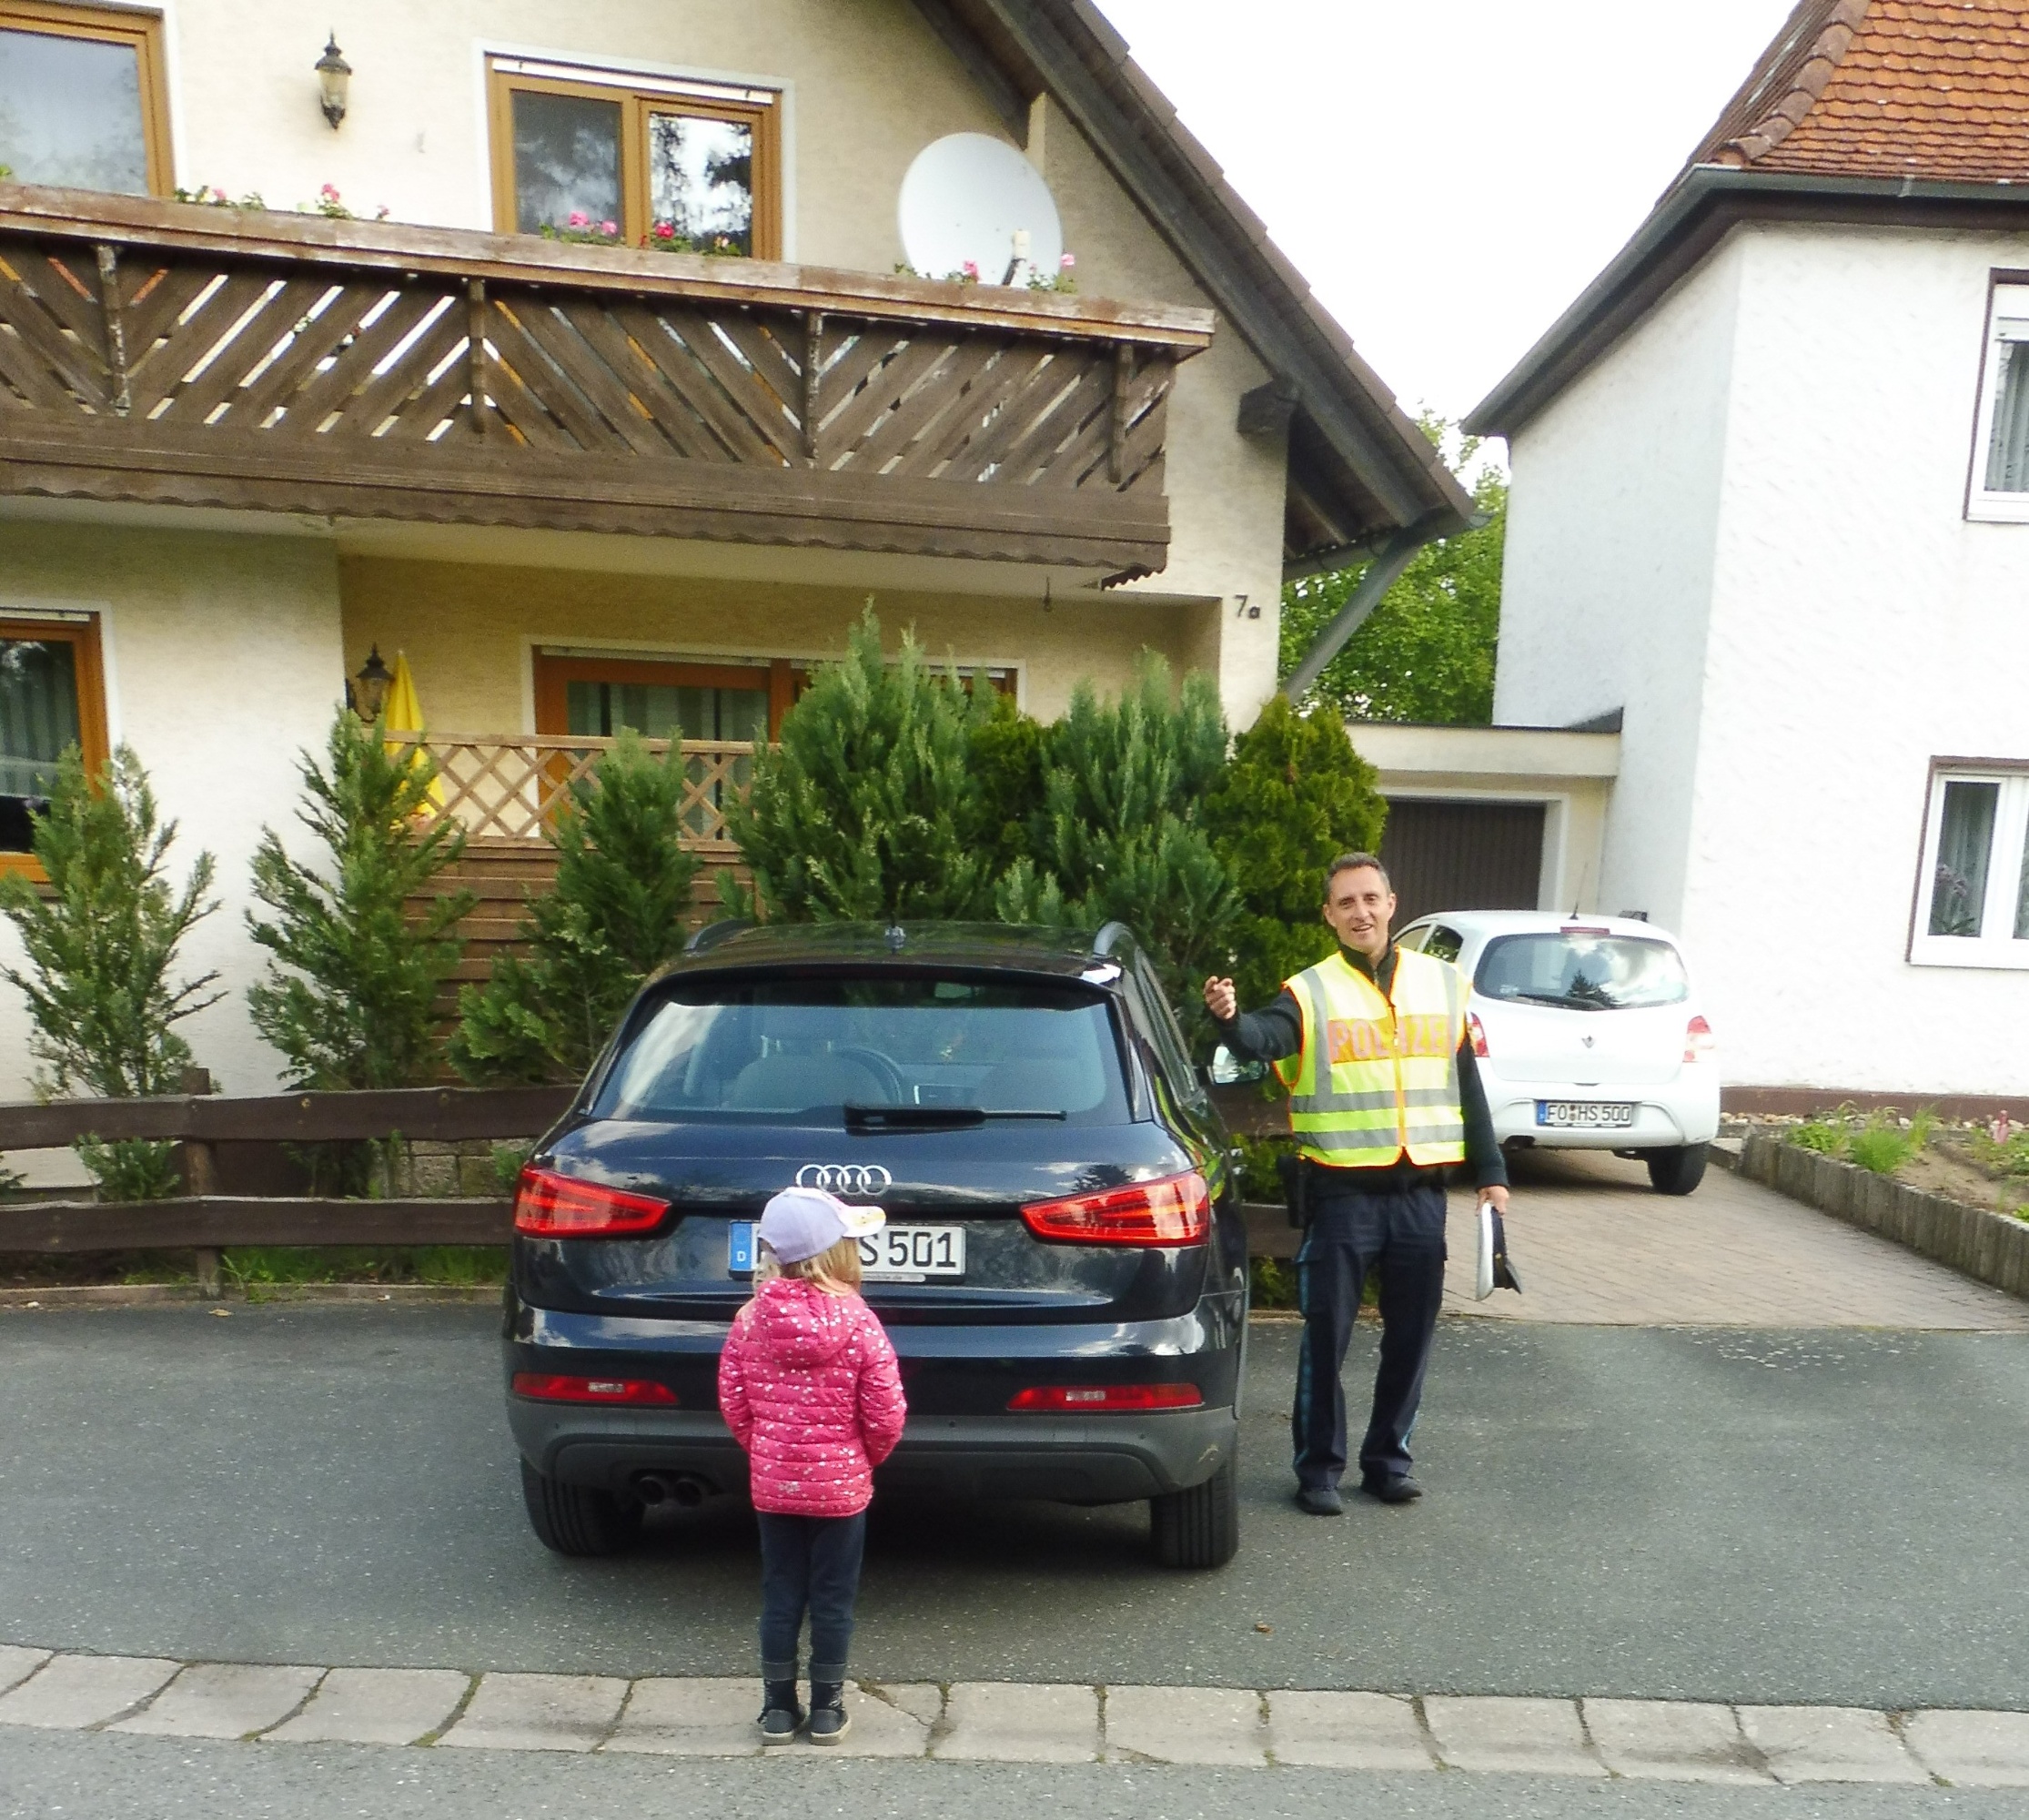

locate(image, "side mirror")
(1206, 1045), (1267, 1087)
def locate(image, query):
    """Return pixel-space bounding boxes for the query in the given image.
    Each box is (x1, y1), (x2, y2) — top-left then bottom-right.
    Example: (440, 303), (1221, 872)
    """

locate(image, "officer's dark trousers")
(1292, 1173), (1449, 1490)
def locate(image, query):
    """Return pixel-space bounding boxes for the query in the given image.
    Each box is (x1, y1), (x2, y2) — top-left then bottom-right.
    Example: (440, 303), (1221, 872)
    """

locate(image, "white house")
(1453, 0), (2029, 1105)
(0, 0), (1467, 1106)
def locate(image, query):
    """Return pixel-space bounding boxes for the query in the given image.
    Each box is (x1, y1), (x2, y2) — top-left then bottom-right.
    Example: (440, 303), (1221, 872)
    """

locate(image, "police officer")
(1204, 852), (1509, 1514)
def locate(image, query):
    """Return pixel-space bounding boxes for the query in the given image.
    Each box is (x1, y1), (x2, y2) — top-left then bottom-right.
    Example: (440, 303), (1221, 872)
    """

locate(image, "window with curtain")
(0, 619), (106, 861)
(0, 3), (171, 196)
(1912, 765), (2029, 966)
(488, 58), (781, 257)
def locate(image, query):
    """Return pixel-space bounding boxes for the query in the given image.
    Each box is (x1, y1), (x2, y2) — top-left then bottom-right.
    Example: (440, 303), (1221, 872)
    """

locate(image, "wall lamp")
(316, 33), (351, 130)
(352, 645), (392, 720)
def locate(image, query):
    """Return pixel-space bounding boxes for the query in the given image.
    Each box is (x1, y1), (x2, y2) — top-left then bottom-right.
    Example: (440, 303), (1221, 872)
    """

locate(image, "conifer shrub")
(247, 710), (472, 1095)
(1200, 696), (1388, 1012)
(0, 746), (221, 1200)
(996, 655), (1237, 1026)
(725, 608), (1004, 922)
(450, 729), (702, 1084)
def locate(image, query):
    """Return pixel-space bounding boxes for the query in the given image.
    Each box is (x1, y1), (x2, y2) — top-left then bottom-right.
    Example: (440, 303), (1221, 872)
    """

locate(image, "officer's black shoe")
(758, 1681), (805, 1744)
(1360, 1472), (1423, 1504)
(1294, 1483), (1344, 1516)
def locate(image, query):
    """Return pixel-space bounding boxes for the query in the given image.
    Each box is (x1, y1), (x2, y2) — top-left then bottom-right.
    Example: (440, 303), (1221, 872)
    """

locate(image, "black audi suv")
(503, 920), (1247, 1569)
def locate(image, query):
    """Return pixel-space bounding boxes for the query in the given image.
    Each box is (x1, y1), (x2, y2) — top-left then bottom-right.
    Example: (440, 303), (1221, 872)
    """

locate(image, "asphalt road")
(5, 1730), (2026, 1820)
(2, 1303), (2025, 1710)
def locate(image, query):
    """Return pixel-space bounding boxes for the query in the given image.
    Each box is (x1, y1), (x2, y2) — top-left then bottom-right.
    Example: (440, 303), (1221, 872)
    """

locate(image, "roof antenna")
(1570, 862), (1591, 920)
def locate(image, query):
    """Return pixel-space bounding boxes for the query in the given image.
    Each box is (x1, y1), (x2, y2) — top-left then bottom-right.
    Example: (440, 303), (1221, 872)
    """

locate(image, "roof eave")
(945, 0), (1475, 546)
(1468, 166), (2029, 440)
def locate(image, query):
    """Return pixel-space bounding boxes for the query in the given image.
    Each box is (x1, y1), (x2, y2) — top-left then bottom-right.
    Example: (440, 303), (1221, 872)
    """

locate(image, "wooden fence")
(0, 1085), (572, 1284)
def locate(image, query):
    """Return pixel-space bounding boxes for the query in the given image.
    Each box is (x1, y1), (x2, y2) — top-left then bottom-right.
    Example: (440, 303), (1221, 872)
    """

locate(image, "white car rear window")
(1473, 934), (1688, 1011)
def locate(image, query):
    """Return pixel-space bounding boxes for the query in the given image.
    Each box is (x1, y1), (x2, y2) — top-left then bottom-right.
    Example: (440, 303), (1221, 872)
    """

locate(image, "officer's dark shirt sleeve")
(1456, 1040), (1507, 1190)
(1216, 988), (1303, 1063)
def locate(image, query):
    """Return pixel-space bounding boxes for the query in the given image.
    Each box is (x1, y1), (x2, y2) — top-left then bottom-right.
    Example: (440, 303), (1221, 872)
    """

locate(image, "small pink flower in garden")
(653, 220), (675, 240)
(962, 259), (979, 278)
(1061, 252), (1075, 268)
(599, 219), (618, 237)
(209, 187), (226, 203)
(568, 209), (590, 228)
(319, 183), (339, 200)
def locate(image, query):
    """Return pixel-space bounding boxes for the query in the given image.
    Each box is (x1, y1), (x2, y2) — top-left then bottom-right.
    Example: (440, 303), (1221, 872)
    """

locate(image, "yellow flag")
(381, 651), (444, 808)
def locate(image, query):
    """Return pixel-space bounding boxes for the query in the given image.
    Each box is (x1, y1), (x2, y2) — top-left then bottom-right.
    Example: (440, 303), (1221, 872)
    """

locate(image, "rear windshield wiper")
(844, 1103), (1068, 1132)
(1506, 990), (1612, 1011)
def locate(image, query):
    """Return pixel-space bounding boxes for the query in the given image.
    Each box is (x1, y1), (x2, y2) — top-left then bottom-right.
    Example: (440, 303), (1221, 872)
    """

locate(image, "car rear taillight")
(1683, 1015), (1716, 1064)
(510, 1373), (678, 1405)
(1007, 1383), (1203, 1412)
(1468, 1012), (1489, 1058)
(512, 1167), (670, 1236)
(1020, 1169), (1211, 1247)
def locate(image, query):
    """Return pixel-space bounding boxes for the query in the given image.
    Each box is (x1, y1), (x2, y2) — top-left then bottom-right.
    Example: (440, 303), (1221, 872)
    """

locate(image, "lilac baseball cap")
(757, 1185), (885, 1264)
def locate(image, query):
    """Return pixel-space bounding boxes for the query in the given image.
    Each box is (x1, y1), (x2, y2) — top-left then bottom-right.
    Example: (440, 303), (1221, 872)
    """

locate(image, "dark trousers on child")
(1292, 1174), (1449, 1490)
(757, 1511), (866, 1683)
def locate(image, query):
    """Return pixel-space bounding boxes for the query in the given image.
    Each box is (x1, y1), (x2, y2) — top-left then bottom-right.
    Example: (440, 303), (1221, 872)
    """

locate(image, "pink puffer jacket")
(717, 1278), (908, 1517)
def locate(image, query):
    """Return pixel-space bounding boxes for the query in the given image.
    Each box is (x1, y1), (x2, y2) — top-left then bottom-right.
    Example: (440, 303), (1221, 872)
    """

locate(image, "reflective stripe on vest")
(1272, 949), (1468, 1168)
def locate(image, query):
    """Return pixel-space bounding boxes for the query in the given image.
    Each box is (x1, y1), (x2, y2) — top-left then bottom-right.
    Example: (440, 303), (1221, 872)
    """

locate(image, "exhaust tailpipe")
(637, 1472), (710, 1510)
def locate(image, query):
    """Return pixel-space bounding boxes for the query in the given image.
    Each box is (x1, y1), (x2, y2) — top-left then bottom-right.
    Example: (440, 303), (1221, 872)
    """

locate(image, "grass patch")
(1786, 1107), (1935, 1176)
(221, 1246), (508, 1291)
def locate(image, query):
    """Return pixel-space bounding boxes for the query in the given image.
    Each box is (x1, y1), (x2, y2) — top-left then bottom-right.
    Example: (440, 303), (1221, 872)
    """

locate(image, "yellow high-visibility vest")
(1274, 948), (1468, 1169)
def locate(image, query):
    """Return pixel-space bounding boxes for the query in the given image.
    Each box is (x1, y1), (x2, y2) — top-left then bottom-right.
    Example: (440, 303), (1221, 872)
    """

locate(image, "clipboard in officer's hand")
(1474, 1202), (1522, 1300)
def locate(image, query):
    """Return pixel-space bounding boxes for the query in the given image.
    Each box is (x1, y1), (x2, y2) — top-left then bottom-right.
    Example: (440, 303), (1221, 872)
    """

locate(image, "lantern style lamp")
(354, 645), (393, 720)
(316, 33), (351, 130)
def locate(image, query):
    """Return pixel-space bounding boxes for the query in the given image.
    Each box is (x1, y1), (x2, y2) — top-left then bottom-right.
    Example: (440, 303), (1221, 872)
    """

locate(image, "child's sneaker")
(807, 1682), (851, 1744)
(759, 1680), (804, 1744)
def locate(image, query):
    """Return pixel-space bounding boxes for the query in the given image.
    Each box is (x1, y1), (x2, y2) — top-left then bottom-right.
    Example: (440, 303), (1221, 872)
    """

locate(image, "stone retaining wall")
(1733, 1132), (2029, 1300)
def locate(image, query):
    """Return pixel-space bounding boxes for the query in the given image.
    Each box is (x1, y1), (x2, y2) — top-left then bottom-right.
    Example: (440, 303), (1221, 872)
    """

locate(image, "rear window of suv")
(592, 973), (1129, 1124)
(1474, 932), (1689, 1011)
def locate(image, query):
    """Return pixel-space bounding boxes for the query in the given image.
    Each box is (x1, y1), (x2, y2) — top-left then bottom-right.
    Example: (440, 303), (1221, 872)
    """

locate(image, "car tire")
(1645, 1143), (1709, 1196)
(519, 1459), (643, 1557)
(1150, 1450), (1239, 1570)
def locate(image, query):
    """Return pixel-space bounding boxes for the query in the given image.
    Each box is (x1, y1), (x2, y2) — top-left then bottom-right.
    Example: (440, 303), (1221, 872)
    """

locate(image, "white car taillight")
(1683, 1015), (1715, 1064)
(1467, 1013), (1489, 1059)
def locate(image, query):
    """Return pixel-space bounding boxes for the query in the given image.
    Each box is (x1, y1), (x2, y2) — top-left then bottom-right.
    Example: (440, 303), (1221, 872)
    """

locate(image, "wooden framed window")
(487, 57), (782, 258)
(534, 652), (799, 742)
(0, 3), (172, 197)
(0, 614), (108, 870)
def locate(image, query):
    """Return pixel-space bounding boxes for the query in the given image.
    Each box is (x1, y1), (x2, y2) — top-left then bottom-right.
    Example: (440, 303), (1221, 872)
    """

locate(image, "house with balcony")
(0, 0), (1467, 1097)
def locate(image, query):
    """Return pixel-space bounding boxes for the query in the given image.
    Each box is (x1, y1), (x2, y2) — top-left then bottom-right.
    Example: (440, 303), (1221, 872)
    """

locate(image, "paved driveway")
(1443, 1148), (2029, 1328)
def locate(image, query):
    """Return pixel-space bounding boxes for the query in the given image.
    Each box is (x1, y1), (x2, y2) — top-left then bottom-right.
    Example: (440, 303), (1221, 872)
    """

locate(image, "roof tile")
(1689, 0), (2029, 180)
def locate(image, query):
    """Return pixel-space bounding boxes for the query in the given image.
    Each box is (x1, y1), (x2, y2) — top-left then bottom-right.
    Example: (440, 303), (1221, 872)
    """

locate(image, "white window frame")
(1967, 279), (2029, 521)
(1909, 762), (2029, 967)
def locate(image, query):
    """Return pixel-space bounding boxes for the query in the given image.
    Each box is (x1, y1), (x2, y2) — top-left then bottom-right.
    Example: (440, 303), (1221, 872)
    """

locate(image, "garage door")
(1379, 798), (1545, 929)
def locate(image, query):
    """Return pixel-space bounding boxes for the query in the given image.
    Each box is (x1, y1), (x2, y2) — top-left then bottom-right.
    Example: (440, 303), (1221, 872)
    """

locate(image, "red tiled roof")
(1690, 0), (2029, 181)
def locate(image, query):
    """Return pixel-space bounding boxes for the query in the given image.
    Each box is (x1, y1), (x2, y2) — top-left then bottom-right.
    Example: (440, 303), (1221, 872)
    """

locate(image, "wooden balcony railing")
(0, 186), (1214, 571)
(399, 733), (752, 851)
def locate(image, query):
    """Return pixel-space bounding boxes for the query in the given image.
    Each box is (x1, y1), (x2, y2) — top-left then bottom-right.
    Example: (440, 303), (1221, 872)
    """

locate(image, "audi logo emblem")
(794, 1164), (893, 1195)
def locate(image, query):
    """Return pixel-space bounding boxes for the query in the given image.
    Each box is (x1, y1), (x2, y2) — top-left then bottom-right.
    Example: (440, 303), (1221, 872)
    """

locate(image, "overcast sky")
(1091, 1), (1799, 440)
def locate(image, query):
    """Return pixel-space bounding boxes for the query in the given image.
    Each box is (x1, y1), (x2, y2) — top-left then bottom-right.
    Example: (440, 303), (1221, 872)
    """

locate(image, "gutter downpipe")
(1279, 522), (1433, 703)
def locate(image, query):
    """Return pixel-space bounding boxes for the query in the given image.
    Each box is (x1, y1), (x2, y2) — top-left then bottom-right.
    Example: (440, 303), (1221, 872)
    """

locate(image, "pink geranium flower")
(653, 220), (676, 240)
(962, 259), (979, 278)
(1061, 252), (1075, 268)
(599, 219), (618, 236)
(568, 209), (590, 228)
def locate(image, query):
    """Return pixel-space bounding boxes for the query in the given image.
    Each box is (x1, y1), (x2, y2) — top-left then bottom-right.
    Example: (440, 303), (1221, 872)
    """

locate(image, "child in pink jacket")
(719, 1185), (907, 1746)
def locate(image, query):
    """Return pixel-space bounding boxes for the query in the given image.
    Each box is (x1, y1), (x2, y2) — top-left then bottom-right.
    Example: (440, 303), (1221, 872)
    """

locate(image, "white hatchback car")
(1394, 910), (1720, 1194)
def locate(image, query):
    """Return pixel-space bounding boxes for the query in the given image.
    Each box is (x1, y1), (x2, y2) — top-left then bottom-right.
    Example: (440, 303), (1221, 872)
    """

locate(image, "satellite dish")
(898, 133), (1063, 286)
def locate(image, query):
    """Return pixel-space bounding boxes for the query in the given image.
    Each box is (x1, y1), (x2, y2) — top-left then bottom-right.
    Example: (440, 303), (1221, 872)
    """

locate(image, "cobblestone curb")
(1724, 1133), (2029, 1301)
(2, 1645), (2024, 1781)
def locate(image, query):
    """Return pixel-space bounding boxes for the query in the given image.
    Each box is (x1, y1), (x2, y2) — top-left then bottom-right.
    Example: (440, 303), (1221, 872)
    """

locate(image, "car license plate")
(1537, 1100), (1636, 1128)
(729, 1222), (965, 1279)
